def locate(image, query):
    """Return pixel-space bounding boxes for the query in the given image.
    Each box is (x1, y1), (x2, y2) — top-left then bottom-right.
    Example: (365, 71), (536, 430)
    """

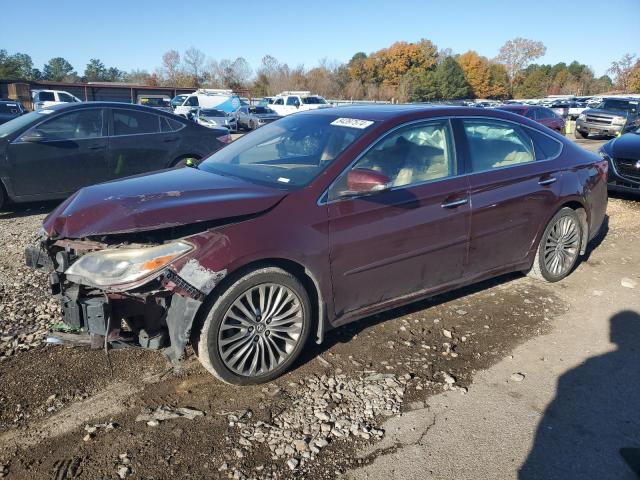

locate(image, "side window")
(160, 116), (184, 132)
(30, 109), (103, 140)
(185, 96), (199, 107)
(463, 119), (535, 171)
(38, 91), (55, 102)
(346, 120), (456, 189)
(113, 109), (160, 136)
(58, 92), (74, 102)
(286, 96), (300, 106)
(524, 109), (536, 119)
(274, 98), (284, 105)
(528, 128), (563, 160)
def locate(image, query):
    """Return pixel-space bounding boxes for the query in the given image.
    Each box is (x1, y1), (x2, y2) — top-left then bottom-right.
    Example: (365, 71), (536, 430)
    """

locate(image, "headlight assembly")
(578, 113), (587, 121)
(611, 116), (627, 126)
(65, 241), (193, 289)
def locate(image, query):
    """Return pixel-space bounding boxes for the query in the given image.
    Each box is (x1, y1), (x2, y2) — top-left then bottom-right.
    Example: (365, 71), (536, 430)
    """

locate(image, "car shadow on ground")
(297, 270), (523, 367)
(0, 200), (59, 220)
(518, 310), (640, 479)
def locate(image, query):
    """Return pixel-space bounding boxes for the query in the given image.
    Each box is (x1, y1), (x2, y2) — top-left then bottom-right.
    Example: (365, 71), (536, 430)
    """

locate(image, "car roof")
(42, 101), (183, 117)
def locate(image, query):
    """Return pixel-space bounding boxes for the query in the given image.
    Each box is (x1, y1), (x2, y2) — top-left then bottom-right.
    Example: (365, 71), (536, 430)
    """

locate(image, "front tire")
(197, 267), (312, 385)
(528, 208), (582, 282)
(574, 129), (588, 139)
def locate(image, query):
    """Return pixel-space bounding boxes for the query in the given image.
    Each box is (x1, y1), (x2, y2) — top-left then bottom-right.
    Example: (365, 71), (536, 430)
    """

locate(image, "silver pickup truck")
(575, 97), (639, 139)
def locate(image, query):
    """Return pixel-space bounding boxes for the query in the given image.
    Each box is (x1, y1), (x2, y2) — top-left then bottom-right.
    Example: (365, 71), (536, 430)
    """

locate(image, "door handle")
(163, 136), (179, 142)
(88, 144), (106, 150)
(538, 177), (557, 186)
(441, 198), (468, 209)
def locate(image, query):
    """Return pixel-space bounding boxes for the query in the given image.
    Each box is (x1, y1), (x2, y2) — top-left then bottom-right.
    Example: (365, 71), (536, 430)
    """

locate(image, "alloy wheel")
(543, 216), (580, 277)
(218, 283), (303, 376)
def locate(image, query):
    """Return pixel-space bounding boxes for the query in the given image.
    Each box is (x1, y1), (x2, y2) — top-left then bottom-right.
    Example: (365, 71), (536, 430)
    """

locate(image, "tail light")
(217, 134), (232, 144)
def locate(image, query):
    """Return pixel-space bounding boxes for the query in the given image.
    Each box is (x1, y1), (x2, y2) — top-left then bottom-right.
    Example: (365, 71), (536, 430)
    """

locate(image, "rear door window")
(58, 92), (75, 102)
(113, 109), (160, 136)
(463, 119), (535, 172)
(37, 91), (55, 102)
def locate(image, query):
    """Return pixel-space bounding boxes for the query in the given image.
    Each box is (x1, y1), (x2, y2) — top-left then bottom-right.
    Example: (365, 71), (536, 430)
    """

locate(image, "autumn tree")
(628, 60), (640, 93)
(496, 38), (546, 93)
(458, 51), (492, 98)
(608, 53), (637, 91)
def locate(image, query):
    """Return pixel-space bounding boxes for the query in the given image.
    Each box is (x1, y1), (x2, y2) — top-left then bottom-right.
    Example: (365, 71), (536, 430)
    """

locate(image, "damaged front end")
(25, 233), (226, 363)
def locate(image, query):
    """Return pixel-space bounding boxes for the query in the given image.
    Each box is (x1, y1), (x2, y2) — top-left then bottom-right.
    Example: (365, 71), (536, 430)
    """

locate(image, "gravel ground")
(0, 137), (637, 479)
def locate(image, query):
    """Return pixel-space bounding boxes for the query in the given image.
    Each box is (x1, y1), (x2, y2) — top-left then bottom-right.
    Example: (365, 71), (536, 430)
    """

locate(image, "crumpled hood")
(606, 133), (640, 159)
(43, 167), (287, 239)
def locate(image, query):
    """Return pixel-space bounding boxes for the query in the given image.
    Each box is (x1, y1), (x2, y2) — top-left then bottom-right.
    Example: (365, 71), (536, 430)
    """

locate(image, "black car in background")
(599, 127), (640, 194)
(0, 101), (25, 125)
(0, 102), (230, 209)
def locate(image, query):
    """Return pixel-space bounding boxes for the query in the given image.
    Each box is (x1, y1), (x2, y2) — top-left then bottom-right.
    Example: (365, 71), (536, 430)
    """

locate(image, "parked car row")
(0, 102), (230, 209)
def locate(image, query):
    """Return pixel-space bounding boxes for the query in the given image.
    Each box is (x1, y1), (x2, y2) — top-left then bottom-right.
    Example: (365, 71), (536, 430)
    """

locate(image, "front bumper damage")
(25, 239), (226, 363)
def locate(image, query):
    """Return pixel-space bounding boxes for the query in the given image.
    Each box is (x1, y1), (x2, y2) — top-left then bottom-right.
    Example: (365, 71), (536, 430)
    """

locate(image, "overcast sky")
(2, 0), (638, 78)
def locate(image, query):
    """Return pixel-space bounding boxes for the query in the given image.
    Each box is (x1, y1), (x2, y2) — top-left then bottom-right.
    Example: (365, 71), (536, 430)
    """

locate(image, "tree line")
(1, 38), (638, 100)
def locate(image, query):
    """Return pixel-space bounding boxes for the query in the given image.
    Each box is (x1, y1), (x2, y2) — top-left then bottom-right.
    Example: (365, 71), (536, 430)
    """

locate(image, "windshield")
(595, 99), (638, 113)
(301, 96), (327, 105)
(199, 114), (372, 188)
(250, 106), (275, 114)
(200, 109), (225, 118)
(0, 110), (45, 138)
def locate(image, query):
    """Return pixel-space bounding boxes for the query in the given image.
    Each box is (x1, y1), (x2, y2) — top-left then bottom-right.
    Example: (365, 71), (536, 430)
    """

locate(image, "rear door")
(327, 119), (470, 317)
(460, 118), (565, 276)
(7, 108), (108, 197)
(107, 108), (178, 178)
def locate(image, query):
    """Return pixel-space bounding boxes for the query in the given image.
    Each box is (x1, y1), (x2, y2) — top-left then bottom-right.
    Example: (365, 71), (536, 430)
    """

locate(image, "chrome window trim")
(316, 115), (564, 206)
(111, 108), (184, 138)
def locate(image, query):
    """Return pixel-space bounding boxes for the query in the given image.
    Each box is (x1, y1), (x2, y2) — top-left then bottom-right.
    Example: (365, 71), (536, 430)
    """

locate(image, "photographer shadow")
(519, 310), (640, 479)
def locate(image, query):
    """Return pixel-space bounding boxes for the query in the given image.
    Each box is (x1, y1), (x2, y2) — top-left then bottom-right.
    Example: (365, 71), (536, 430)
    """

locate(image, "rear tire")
(197, 267), (312, 385)
(528, 208), (582, 282)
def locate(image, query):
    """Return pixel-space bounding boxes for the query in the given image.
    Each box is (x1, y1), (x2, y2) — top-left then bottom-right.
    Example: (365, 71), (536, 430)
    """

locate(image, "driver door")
(8, 108), (109, 197)
(327, 119), (470, 317)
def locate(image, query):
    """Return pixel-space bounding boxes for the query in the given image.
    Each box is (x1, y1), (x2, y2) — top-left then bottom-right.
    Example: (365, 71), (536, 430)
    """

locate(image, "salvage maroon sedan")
(497, 104), (566, 134)
(26, 105), (608, 385)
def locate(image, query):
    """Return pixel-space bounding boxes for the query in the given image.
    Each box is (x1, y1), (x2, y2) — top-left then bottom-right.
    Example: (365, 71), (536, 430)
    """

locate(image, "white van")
(173, 89), (242, 118)
(268, 91), (332, 116)
(31, 90), (82, 110)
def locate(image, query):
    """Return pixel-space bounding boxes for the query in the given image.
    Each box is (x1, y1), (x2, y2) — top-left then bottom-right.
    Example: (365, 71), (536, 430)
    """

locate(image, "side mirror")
(21, 130), (46, 143)
(345, 168), (390, 196)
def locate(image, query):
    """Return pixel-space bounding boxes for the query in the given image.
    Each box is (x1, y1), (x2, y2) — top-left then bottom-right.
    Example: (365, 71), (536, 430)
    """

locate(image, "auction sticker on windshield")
(330, 118), (374, 129)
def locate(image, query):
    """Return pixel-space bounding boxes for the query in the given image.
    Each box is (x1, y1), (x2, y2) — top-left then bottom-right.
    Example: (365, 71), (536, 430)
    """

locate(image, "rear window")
(160, 116), (184, 132)
(528, 128), (563, 160)
(113, 109), (160, 135)
(0, 103), (21, 114)
(302, 96), (327, 105)
(36, 91), (55, 102)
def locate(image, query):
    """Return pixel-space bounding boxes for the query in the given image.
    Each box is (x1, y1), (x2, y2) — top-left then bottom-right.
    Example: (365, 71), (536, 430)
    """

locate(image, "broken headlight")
(65, 241), (193, 289)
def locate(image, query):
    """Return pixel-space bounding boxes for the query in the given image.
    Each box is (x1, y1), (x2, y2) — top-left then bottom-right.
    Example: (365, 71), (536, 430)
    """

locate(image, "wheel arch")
(191, 257), (327, 348)
(531, 199), (589, 261)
